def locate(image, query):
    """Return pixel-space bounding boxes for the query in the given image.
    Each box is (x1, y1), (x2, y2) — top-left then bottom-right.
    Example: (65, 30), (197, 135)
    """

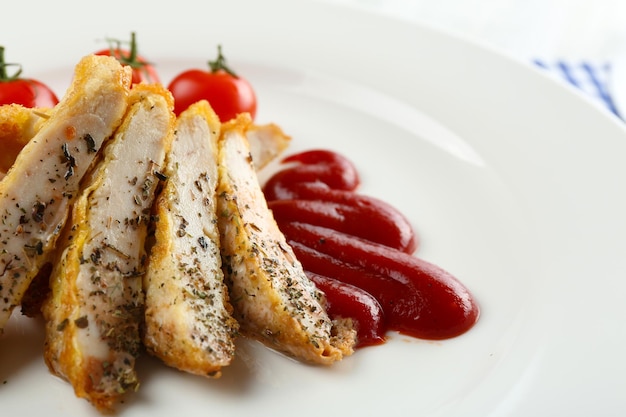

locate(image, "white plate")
(2, 0), (626, 416)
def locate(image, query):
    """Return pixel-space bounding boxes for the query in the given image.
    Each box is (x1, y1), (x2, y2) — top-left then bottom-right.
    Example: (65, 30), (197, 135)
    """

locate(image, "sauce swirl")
(263, 149), (479, 346)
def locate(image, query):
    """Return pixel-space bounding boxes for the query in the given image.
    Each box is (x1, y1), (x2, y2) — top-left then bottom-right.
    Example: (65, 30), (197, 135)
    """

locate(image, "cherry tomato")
(168, 45), (257, 121)
(94, 32), (159, 85)
(0, 46), (59, 108)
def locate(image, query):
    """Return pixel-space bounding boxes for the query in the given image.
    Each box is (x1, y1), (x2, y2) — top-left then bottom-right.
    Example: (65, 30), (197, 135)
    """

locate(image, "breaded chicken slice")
(0, 106), (288, 175)
(143, 100), (238, 378)
(0, 55), (132, 331)
(0, 104), (51, 177)
(42, 83), (175, 412)
(216, 114), (355, 365)
(245, 122), (291, 170)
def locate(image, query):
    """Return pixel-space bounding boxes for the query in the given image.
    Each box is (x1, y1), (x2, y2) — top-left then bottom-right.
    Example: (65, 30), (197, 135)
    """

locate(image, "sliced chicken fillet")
(0, 105), (287, 176)
(42, 83), (175, 411)
(0, 104), (51, 177)
(0, 55), (131, 331)
(143, 100), (238, 378)
(217, 114), (355, 365)
(246, 122), (291, 171)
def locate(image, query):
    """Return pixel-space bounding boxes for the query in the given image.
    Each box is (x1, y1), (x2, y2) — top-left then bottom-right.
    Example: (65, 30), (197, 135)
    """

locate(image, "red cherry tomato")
(0, 46), (59, 108)
(168, 45), (257, 121)
(94, 32), (159, 85)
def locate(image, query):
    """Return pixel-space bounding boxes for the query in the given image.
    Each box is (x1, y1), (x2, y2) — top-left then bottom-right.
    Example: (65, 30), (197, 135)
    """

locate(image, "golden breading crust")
(0, 104), (51, 176)
(143, 100), (239, 378)
(0, 55), (132, 331)
(0, 106), (289, 177)
(217, 114), (356, 365)
(42, 83), (175, 412)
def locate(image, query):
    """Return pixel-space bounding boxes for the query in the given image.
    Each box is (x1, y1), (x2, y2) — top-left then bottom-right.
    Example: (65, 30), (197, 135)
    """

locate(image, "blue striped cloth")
(533, 59), (621, 119)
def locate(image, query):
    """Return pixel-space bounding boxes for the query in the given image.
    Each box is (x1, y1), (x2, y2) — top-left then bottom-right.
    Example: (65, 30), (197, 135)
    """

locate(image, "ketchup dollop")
(263, 150), (479, 347)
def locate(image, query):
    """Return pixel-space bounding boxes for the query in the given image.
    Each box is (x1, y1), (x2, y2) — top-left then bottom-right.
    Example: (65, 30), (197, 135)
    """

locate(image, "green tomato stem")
(208, 45), (238, 78)
(105, 32), (144, 69)
(128, 32), (138, 63)
(0, 46), (23, 82)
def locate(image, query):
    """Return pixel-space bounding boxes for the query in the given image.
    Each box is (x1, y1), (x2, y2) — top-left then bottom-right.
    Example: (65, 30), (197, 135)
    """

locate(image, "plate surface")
(2, 1), (626, 416)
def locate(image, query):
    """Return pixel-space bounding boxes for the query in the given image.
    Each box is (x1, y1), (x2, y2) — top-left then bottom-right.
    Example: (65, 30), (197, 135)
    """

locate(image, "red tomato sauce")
(262, 149), (479, 347)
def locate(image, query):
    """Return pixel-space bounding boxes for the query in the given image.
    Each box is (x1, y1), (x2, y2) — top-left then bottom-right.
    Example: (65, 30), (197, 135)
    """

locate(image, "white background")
(323, 0), (626, 116)
(325, 0), (626, 61)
